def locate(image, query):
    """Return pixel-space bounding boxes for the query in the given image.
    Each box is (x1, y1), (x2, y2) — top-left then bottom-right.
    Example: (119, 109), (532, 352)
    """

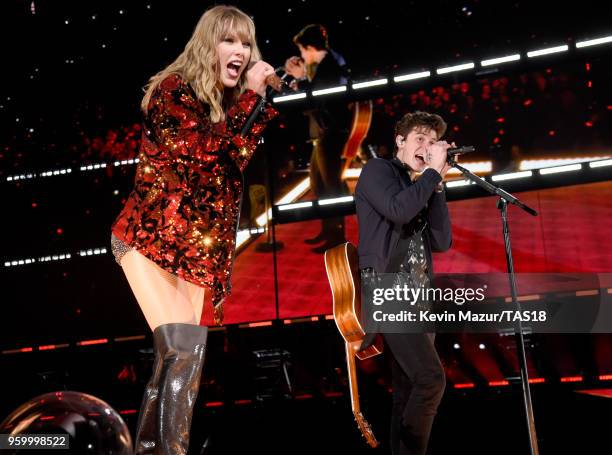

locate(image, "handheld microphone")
(245, 62), (288, 97)
(447, 146), (475, 156)
(240, 63), (288, 137)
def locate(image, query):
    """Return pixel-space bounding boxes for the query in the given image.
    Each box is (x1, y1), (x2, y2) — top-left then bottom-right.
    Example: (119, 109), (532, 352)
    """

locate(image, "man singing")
(284, 24), (351, 253)
(355, 111), (453, 455)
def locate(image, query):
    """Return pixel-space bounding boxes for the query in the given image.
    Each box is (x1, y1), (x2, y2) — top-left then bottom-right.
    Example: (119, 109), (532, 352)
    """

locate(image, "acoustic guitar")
(324, 242), (382, 448)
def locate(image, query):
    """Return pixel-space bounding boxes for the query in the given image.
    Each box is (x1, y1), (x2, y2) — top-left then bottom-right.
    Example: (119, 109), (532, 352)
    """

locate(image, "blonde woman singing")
(110, 5), (278, 453)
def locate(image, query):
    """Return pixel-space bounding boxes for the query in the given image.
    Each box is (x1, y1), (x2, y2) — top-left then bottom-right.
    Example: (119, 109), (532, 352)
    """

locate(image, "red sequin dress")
(111, 74), (278, 324)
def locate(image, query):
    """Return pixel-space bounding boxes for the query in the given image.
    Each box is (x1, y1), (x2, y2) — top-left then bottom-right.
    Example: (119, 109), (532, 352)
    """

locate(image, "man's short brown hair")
(293, 24), (329, 51)
(394, 111), (447, 140)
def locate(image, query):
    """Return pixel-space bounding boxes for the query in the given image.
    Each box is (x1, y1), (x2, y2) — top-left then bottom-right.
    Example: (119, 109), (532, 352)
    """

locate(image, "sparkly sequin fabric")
(397, 215), (429, 286)
(387, 211), (432, 311)
(111, 74), (278, 324)
(110, 234), (133, 265)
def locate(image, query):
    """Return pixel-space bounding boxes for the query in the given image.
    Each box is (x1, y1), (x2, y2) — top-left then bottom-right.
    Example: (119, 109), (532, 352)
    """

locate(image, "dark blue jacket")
(295, 48), (351, 140)
(355, 157), (452, 275)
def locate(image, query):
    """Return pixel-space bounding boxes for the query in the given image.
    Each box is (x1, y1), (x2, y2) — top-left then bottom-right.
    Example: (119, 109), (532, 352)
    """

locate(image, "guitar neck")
(345, 340), (362, 414)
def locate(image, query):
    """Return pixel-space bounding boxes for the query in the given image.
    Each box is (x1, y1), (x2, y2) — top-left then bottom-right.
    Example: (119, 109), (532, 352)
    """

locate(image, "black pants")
(383, 332), (446, 455)
(310, 135), (347, 241)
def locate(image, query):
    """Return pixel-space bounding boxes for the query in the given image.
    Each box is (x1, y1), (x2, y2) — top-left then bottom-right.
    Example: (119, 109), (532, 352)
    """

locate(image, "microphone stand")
(448, 156), (540, 455)
(240, 68), (294, 399)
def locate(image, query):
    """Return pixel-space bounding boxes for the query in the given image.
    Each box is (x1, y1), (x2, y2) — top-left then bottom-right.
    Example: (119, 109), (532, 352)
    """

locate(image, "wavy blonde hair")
(141, 5), (261, 122)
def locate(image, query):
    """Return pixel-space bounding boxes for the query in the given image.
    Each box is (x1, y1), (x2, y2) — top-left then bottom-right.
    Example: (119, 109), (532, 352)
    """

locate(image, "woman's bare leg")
(120, 250), (208, 454)
(120, 250), (197, 330)
(176, 277), (206, 325)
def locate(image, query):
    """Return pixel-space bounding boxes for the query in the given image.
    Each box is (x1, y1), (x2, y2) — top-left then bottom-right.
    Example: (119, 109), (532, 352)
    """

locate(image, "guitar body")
(324, 242), (382, 448)
(342, 101), (374, 176)
(325, 242), (382, 360)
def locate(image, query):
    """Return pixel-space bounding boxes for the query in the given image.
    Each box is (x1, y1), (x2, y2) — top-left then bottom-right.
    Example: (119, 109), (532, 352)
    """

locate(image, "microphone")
(447, 146), (475, 156)
(240, 63), (288, 137)
(245, 61), (288, 97)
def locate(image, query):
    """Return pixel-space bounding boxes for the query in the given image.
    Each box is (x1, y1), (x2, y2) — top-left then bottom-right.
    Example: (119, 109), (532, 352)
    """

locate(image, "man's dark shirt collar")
(390, 156), (421, 183)
(390, 157), (411, 172)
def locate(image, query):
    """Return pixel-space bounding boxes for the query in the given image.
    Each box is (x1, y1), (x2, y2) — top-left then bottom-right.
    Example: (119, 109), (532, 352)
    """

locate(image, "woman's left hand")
(246, 60), (276, 97)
